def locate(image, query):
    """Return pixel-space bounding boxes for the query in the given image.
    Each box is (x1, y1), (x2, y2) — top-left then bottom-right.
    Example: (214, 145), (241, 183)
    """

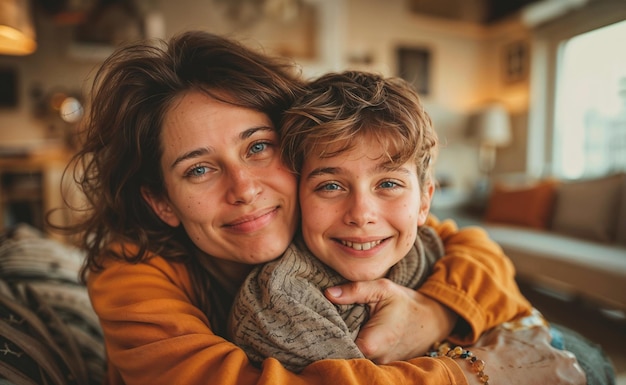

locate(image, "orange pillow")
(484, 180), (558, 229)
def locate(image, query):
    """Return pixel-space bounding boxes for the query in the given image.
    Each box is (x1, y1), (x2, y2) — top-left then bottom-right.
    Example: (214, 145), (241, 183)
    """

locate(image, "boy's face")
(299, 134), (432, 281)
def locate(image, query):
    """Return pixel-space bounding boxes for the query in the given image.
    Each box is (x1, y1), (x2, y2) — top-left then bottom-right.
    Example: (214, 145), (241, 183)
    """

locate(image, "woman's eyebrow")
(240, 125), (274, 140)
(169, 126), (274, 169)
(170, 148), (211, 169)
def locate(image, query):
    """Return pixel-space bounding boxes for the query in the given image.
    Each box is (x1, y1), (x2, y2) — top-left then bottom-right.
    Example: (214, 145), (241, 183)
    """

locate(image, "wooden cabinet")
(0, 146), (73, 242)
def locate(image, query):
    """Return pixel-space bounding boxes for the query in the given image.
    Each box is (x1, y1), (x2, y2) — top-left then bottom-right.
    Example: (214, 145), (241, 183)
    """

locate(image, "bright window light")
(554, 20), (626, 179)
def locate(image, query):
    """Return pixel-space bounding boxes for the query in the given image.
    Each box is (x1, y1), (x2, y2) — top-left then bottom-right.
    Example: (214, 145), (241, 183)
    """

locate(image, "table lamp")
(475, 102), (512, 175)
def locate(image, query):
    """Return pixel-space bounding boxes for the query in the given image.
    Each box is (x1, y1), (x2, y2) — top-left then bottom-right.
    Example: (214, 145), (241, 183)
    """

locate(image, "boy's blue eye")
(322, 182), (341, 191)
(380, 181), (397, 188)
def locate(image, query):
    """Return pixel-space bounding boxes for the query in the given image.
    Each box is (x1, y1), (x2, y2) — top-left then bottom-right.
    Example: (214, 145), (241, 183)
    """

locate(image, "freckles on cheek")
(181, 194), (203, 212)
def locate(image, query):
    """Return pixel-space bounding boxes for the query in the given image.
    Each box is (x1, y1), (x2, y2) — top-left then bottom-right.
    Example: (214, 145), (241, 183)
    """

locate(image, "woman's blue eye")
(250, 142), (267, 154)
(188, 166), (207, 177)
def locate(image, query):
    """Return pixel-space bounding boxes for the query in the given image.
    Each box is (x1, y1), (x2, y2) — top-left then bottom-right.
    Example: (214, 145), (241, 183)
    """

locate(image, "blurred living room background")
(0, 0), (625, 382)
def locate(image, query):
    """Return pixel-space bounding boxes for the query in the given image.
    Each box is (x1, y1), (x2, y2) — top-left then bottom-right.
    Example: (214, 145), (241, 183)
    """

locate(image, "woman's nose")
(343, 192), (377, 227)
(226, 166), (262, 205)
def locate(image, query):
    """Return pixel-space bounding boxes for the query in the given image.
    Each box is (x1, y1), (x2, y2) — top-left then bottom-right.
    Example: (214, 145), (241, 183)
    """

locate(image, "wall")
(342, 0), (530, 191)
(0, 9), (102, 146)
(0, 0), (348, 146)
(0, 0), (531, 194)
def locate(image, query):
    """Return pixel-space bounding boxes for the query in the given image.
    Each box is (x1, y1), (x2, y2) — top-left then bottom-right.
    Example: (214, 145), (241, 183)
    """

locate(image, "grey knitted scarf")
(228, 226), (444, 372)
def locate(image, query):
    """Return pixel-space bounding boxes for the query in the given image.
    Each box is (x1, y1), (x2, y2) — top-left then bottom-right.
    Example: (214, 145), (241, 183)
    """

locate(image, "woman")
(69, 30), (587, 384)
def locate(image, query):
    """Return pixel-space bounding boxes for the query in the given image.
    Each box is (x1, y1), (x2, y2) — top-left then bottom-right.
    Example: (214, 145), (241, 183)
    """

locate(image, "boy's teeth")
(341, 240), (381, 250)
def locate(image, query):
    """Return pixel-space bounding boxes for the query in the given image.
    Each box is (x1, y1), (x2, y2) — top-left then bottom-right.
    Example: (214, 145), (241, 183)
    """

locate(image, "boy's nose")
(343, 192), (377, 227)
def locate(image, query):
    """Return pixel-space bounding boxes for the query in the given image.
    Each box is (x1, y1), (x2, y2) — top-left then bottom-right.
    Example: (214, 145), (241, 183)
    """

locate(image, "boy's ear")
(418, 182), (435, 225)
(141, 186), (181, 227)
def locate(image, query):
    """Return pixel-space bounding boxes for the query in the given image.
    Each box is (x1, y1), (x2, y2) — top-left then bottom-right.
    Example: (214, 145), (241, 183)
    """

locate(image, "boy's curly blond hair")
(280, 70), (438, 195)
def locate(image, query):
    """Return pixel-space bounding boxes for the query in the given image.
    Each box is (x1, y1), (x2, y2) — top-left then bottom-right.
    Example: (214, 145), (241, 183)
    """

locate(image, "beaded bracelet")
(426, 341), (489, 385)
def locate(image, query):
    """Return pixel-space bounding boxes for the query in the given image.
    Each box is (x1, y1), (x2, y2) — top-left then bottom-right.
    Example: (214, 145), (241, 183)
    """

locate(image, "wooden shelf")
(0, 145), (74, 242)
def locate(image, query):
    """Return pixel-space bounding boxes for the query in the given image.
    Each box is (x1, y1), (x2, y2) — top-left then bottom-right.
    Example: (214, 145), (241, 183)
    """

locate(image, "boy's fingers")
(325, 279), (397, 305)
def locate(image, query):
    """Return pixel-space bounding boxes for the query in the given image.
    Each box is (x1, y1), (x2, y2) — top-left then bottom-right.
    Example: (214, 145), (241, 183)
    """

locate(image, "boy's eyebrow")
(378, 164), (413, 176)
(305, 164), (414, 179)
(305, 167), (340, 180)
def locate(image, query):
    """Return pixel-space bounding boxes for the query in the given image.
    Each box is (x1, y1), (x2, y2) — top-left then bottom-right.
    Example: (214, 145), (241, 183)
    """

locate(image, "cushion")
(551, 173), (624, 243)
(0, 224), (105, 385)
(484, 180), (558, 229)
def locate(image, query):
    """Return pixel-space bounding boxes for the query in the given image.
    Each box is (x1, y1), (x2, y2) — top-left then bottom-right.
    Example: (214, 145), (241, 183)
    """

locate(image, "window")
(553, 20), (626, 179)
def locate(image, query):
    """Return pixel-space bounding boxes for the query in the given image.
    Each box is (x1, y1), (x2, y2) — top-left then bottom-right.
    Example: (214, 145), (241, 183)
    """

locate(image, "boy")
(228, 70), (442, 372)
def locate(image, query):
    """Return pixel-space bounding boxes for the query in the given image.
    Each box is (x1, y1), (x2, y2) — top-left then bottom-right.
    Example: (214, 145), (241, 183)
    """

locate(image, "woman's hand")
(325, 278), (457, 363)
(462, 325), (586, 385)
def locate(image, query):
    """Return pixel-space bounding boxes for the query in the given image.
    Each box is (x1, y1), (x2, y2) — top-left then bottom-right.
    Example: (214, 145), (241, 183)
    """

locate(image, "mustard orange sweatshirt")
(88, 216), (532, 385)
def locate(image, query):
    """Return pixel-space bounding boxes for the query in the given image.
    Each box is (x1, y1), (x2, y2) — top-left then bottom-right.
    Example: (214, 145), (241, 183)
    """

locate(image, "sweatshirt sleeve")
(88, 254), (469, 385)
(420, 215), (533, 344)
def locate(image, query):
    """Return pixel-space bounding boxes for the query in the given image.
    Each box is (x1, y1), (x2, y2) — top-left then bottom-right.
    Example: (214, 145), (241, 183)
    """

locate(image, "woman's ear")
(141, 186), (181, 227)
(418, 181), (435, 226)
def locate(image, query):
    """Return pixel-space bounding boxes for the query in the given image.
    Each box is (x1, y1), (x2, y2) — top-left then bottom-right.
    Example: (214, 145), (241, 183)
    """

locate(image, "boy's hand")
(325, 278), (457, 363)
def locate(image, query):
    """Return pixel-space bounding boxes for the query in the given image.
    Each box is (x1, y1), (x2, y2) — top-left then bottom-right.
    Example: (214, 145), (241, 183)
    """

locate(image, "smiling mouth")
(223, 207), (279, 231)
(339, 239), (384, 251)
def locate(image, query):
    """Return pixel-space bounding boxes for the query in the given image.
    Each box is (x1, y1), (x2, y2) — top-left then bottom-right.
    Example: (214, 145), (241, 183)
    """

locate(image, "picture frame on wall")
(396, 46), (431, 96)
(504, 40), (529, 83)
(255, 1), (318, 60)
(68, 3), (152, 61)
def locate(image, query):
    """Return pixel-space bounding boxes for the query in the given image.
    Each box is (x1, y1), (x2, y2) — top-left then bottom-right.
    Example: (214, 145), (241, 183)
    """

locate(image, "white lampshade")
(475, 103), (512, 147)
(0, 0), (37, 56)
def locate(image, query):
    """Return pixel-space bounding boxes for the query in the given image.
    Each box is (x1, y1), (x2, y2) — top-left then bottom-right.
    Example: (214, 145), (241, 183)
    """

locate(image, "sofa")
(0, 224), (105, 384)
(0, 176), (623, 382)
(433, 172), (626, 314)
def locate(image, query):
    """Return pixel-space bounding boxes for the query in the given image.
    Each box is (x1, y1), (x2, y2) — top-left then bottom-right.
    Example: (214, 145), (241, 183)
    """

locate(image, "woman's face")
(143, 91), (298, 264)
(298, 134), (432, 281)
